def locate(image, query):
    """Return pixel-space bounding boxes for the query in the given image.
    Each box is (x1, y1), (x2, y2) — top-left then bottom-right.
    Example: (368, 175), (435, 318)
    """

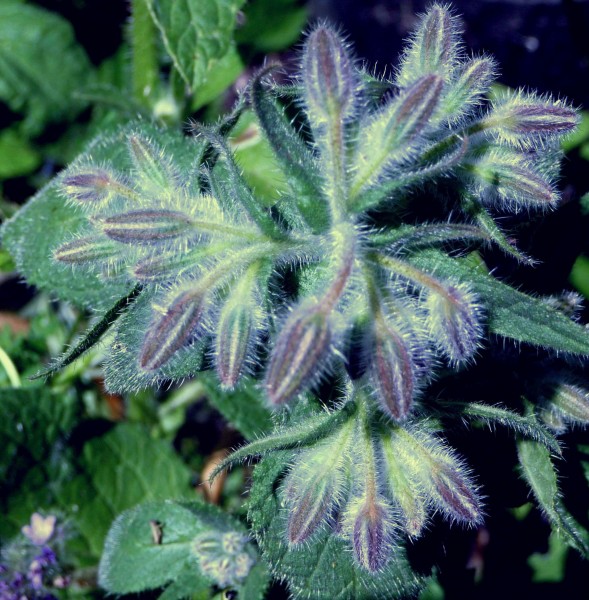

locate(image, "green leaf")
(2, 423), (193, 565)
(517, 438), (589, 556)
(569, 254), (589, 300)
(409, 249), (589, 355)
(528, 531), (569, 583)
(251, 72), (328, 232)
(99, 499), (267, 597)
(236, 0), (307, 52)
(196, 372), (273, 440)
(0, 128), (41, 179)
(434, 401), (561, 455)
(248, 450), (426, 600)
(0, 0), (93, 134)
(1, 121), (203, 310)
(146, 0), (245, 93)
(0, 386), (79, 494)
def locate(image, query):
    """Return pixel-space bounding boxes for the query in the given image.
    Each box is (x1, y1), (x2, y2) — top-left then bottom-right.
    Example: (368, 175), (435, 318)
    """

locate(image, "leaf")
(250, 70), (328, 231)
(146, 0), (245, 92)
(0, 386), (79, 494)
(517, 438), (589, 556)
(434, 401), (561, 455)
(99, 499), (268, 597)
(211, 400), (357, 481)
(408, 249), (589, 355)
(1, 423), (193, 565)
(0, 0), (93, 134)
(0, 127), (41, 178)
(196, 372), (273, 440)
(1, 121), (204, 310)
(248, 450), (426, 600)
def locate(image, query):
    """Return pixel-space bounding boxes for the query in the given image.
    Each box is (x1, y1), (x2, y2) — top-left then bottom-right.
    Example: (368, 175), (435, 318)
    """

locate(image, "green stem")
(0, 345), (21, 388)
(130, 0), (159, 107)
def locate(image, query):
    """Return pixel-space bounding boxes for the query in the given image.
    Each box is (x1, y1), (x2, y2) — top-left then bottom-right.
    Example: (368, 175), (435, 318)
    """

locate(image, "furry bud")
(265, 303), (332, 405)
(62, 168), (131, 205)
(424, 283), (482, 364)
(140, 287), (207, 371)
(127, 134), (178, 193)
(303, 26), (355, 123)
(98, 209), (194, 244)
(346, 496), (396, 572)
(542, 381), (589, 426)
(53, 236), (118, 264)
(442, 57), (496, 118)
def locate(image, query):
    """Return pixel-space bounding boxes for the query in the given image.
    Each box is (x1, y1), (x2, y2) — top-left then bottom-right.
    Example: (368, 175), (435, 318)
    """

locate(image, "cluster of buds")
(279, 388), (482, 572)
(192, 530), (255, 588)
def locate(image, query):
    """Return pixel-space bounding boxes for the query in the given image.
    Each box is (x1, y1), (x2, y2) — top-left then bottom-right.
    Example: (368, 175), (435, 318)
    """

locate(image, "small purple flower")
(21, 514), (56, 546)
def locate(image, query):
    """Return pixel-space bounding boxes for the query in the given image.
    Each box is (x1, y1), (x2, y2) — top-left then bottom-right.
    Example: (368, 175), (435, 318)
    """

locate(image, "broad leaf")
(99, 500), (268, 598)
(517, 438), (589, 556)
(2, 122), (203, 310)
(0, 127), (41, 178)
(146, 0), (245, 94)
(0, 0), (93, 134)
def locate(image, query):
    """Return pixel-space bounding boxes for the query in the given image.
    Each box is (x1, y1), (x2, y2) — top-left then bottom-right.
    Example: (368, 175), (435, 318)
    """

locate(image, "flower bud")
(397, 4), (458, 87)
(215, 302), (256, 389)
(429, 460), (483, 525)
(140, 287), (207, 371)
(265, 303), (332, 405)
(53, 236), (118, 265)
(425, 283), (482, 364)
(487, 92), (579, 146)
(369, 324), (417, 421)
(346, 496), (395, 572)
(545, 382), (589, 425)
(127, 134), (177, 193)
(62, 167), (130, 205)
(98, 209), (193, 244)
(303, 26), (355, 124)
(466, 149), (557, 209)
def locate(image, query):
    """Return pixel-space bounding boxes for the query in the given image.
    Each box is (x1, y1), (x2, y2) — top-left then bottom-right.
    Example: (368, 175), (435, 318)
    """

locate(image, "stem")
(357, 391), (378, 502)
(321, 224), (357, 310)
(130, 0), (159, 107)
(323, 119), (348, 223)
(0, 345), (21, 388)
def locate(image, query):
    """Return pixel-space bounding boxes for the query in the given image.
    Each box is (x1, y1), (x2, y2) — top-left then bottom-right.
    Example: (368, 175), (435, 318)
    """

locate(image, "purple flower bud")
(98, 209), (194, 244)
(369, 324), (418, 421)
(545, 381), (589, 425)
(61, 168), (129, 204)
(425, 283), (482, 364)
(53, 236), (118, 265)
(140, 288), (207, 371)
(443, 57), (496, 118)
(349, 497), (395, 572)
(265, 304), (332, 405)
(303, 26), (355, 122)
(430, 461), (483, 525)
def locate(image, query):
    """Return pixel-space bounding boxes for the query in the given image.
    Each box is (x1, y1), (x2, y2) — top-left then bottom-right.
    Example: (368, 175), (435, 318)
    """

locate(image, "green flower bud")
(53, 235), (119, 265)
(127, 133), (178, 194)
(61, 167), (132, 205)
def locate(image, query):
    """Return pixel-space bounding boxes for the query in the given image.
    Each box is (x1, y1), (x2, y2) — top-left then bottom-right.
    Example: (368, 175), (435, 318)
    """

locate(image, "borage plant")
(3, 3), (589, 599)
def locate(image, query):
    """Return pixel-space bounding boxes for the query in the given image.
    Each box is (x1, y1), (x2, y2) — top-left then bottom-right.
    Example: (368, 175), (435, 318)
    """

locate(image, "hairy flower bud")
(265, 303), (332, 405)
(466, 149), (557, 209)
(543, 381), (589, 426)
(424, 283), (482, 364)
(127, 134), (178, 193)
(140, 287), (207, 371)
(303, 26), (355, 124)
(486, 92), (579, 147)
(397, 3), (458, 87)
(215, 301), (256, 389)
(61, 168), (131, 205)
(346, 496), (396, 572)
(369, 324), (418, 421)
(53, 236), (119, 265)
(98, 209), (194, 244)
